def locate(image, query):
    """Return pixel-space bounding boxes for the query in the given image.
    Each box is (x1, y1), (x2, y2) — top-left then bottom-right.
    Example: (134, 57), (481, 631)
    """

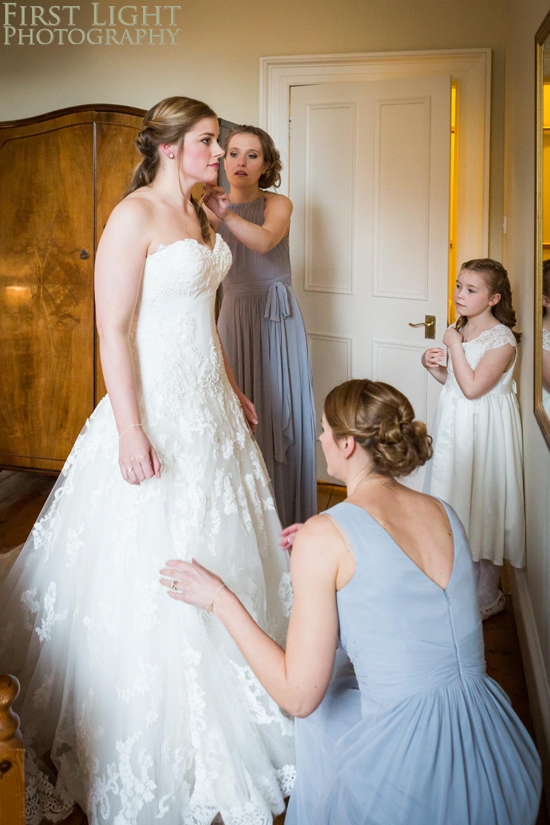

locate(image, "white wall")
(505, 0), (550, 789)
(0, 0), (507, 257)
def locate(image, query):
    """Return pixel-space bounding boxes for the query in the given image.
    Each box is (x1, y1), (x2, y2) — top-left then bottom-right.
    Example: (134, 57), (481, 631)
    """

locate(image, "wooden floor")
(0, 472), (547, 824)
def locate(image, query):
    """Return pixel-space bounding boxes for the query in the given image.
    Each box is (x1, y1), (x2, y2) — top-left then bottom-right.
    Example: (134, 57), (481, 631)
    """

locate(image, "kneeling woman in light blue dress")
(161, 379), (542, 825)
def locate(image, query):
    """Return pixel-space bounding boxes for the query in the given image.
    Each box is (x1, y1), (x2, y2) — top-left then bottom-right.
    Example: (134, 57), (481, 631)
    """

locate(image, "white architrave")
(259, 49), (491, 263)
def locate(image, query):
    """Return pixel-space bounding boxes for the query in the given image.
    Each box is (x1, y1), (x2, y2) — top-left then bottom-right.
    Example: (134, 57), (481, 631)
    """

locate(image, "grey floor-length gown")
(218, 196), (317, 526)
(286, 500), (541, 825)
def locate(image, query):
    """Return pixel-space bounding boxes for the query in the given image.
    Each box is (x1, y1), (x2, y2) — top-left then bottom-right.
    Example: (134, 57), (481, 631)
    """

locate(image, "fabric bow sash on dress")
(221, 276), (295, 463)
(264, 280), (290, 322)
(263, 278), (294, 463)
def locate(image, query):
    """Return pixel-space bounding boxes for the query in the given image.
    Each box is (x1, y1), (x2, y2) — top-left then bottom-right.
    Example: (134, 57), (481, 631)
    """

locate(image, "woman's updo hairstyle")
(127, 96), (217, 243)
(324, 379), (433, 477)
(224, 125), (282, 189)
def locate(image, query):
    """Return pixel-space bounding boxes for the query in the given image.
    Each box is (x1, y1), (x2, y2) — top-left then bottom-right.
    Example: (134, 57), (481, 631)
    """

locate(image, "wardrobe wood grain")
(0, 106), (144, 472)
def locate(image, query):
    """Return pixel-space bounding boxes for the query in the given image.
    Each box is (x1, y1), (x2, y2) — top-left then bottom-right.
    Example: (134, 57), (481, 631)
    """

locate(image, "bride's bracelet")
(208, 584), (227, 613)
(118, 423), (143, 440)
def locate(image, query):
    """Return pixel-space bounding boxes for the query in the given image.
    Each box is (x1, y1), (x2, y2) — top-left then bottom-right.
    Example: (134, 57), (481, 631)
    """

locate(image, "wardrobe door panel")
(0, 121), (94, 470)
(94, 114), (142, 403)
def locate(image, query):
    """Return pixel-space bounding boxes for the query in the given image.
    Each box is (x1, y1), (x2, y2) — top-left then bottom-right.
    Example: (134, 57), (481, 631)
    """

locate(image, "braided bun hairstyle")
(127, 96), (217, 243)
(224, 125), (282, 189)
(324, 380), (433, 478)
(456, 258), (521, 342)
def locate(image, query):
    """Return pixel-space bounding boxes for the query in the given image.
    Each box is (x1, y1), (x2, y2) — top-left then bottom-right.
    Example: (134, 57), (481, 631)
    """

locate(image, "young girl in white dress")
(422, 258), (524, 620)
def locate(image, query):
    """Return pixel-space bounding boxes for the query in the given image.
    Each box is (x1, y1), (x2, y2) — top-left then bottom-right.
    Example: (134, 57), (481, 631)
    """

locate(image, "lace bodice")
(445, 324), (517, 398)
(543, 327), (550, 352)
(132, 235), (232, 426)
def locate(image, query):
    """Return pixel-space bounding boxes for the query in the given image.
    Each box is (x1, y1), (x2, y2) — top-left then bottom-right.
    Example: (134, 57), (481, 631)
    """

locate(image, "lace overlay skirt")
(0, 381), (295, 825)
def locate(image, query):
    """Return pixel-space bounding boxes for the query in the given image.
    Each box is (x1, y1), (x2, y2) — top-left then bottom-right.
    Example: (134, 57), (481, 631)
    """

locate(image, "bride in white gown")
(0, 96), (295, 825)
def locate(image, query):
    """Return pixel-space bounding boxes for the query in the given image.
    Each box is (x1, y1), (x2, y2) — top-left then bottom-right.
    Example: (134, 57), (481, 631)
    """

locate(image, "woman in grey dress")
(204, 126), (316, 526)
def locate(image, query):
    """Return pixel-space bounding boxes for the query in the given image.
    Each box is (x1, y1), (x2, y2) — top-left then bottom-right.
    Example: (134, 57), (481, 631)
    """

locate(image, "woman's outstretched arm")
(160, 516), (346, 717)
(205, 189), (292, 254)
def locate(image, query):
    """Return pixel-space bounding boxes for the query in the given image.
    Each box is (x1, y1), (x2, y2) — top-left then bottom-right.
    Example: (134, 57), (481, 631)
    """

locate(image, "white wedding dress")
(0, 234), (296, 825)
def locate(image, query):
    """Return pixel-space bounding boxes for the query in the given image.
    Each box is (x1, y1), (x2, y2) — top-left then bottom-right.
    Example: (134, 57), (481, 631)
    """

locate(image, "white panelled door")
(289, 76), (451, 487)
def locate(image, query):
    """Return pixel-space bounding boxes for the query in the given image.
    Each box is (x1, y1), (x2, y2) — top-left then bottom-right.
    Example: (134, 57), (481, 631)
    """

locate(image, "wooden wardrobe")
(0, 105), (144, 473)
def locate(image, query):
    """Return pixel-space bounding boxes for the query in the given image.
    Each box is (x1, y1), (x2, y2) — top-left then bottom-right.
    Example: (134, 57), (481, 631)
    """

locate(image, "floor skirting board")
(510, 566), (550, 793)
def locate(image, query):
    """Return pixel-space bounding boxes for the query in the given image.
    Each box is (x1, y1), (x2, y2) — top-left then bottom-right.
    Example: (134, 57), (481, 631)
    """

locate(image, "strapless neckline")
(147, 233), (222, 258)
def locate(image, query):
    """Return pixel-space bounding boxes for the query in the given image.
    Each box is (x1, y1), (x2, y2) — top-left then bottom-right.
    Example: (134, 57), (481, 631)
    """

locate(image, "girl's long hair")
(127, 96), (217, 243)
(456, 258), (521, 342)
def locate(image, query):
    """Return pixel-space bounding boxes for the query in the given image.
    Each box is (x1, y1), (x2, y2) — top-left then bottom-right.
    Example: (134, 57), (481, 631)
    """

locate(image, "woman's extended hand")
(203, 185), (230, 221)
(279, 523), (305, 551)
(160, 558), (225, 609)
(237, 391), (258, 432)
(118, 427), (161, 485)
(421, 347), (446, 369)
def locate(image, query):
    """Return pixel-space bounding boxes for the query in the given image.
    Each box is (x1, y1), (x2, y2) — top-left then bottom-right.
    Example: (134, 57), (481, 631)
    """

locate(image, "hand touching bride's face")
(175, 116), (224, 186)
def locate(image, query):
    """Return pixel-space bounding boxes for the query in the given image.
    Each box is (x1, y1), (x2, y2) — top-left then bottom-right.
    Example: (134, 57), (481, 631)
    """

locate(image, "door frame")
(259, 49), (491, 268)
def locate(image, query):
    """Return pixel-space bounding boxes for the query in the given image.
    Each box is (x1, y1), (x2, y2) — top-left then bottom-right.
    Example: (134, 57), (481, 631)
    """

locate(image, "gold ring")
(171, 580), (178, 591)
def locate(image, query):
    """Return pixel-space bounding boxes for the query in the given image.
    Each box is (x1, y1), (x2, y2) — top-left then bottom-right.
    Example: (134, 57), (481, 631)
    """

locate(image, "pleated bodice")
(219, 197), (292, 295)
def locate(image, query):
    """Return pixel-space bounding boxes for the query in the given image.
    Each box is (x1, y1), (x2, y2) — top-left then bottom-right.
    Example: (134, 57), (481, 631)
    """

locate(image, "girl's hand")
(422, 348), (446, 369)
(279, 523), (305, 551)
(237, 391), (258, 432)
(118, 427), (161, 485)
(203, 185), (230, 221)
(443, 327), (464, 348)
(160, 558), (225, 609)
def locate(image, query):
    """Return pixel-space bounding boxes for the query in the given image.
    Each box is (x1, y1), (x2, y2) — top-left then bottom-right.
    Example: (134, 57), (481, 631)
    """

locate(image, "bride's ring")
(171, 580), (178, 591)
(128, 467), (134, 474)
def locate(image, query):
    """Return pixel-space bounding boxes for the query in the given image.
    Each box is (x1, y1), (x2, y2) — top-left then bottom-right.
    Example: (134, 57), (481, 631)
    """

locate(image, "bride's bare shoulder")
(106, 191), (155, 233)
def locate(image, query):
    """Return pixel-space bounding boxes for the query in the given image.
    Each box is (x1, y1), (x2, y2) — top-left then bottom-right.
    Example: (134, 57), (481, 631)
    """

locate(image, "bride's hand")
(237, 392), (258, 433)
(160, 559), (226, 609)
(118, 427), (161, 485)
(203, 185), (230, 221)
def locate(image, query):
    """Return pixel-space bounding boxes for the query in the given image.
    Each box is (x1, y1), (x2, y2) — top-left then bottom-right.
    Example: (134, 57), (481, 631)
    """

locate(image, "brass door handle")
(409, 315), (435, 339)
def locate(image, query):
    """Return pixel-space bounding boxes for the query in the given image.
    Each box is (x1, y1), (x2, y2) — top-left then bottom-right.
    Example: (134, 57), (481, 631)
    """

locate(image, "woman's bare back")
(345, 483), (454, 590)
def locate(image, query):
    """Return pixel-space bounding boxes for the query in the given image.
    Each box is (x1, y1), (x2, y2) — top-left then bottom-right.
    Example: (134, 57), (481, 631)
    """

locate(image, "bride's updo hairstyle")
(127, 96), (217, 243)
(324, 379), (433, 477)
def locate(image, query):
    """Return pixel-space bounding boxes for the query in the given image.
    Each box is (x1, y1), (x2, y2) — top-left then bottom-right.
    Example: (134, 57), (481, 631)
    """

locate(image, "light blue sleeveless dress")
(218, 197), (317, 527)
(286, 500), (542, 825)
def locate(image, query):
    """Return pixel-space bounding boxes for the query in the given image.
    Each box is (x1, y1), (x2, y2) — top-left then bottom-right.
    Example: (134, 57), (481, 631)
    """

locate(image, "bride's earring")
(169, 153), (174, 159)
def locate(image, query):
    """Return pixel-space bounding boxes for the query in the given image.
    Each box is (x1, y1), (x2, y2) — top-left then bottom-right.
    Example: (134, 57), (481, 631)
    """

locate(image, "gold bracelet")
(207, 584), (227, 613)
